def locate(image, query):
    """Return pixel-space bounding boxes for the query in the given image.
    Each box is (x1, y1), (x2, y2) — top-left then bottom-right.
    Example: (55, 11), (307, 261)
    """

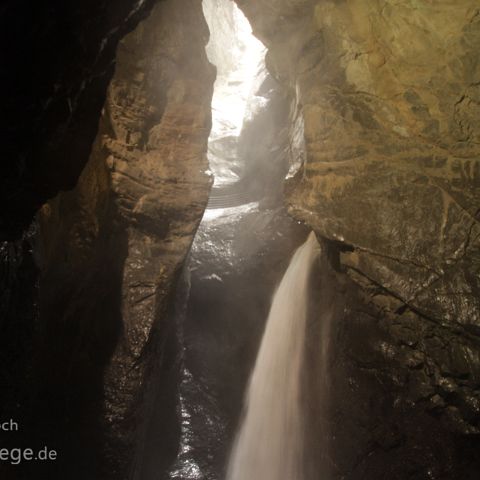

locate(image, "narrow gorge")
(0, 1), (479, 479)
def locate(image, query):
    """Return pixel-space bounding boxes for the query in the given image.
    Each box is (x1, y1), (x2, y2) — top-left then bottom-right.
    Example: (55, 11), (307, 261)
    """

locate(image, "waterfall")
(226, 231), (320, 480)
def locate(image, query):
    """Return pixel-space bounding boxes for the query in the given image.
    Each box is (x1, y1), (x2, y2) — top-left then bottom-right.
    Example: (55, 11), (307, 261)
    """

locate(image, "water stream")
(226, 232), (320, 480)
(166, 3), (317, 479)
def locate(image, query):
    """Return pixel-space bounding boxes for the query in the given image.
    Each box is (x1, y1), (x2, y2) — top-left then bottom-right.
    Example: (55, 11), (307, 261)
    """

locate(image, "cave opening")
(162, 2), (312, 479)
(203, 0), (265, 189)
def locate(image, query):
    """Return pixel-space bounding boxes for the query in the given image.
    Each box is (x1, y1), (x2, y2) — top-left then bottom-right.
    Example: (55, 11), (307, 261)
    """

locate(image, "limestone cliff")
(239, 0), (480, 329)
(29, 1), (214, 478)
(236, 0), (480, 477)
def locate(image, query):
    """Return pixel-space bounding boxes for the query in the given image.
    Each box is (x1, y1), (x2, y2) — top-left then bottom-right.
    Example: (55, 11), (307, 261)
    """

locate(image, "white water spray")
(227, 231), (320, 480)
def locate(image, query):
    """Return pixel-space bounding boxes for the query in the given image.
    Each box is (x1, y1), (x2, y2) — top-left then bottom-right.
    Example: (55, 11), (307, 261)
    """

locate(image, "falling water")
(226, 231), (320, 480)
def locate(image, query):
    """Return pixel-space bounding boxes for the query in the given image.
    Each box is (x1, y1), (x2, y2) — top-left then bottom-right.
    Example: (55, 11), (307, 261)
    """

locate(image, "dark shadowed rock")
(2, 2), (214, 479)
(0, 0), (162, 241)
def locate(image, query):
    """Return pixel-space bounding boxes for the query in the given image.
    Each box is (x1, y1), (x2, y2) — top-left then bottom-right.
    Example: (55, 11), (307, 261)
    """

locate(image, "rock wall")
(10, 1), (214, 479)
(236, 0), (480, 477)
(1, 0), (479, 478)
(0, 0), (160, 241)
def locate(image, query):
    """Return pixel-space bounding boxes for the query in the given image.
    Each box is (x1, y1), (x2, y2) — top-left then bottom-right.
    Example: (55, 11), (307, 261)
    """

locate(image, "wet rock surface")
(165, 17), (309, 477)
(169, 205), (308, 480)
(238, 0), (480, 330)
(325, 270), (480, 480)
(236, 0), (480, 477)
(1, 2), (214, 479)
(1, 1), (479, 479)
